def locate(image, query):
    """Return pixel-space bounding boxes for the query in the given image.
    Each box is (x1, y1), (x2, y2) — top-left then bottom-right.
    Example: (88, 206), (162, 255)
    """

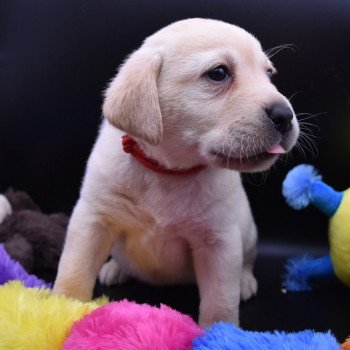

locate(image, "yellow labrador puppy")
(53, 18), (299, 327)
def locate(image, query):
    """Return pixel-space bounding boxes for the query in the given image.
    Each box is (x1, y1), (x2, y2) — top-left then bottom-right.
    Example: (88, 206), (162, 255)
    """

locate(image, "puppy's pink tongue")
(266, 144), (286, 154)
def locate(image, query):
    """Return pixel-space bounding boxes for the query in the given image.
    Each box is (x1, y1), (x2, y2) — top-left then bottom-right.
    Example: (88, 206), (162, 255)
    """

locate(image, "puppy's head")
(103, 18), (299, 172)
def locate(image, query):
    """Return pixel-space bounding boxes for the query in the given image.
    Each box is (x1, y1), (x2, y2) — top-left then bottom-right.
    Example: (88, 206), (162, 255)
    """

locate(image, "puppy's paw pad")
(0, 195), (12, 224)
(240, 271), (258, 301)
(98, 260), (129, 286)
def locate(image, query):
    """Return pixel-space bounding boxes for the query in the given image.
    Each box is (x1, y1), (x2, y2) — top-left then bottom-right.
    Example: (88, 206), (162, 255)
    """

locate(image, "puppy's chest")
(134, 177), (237, 232)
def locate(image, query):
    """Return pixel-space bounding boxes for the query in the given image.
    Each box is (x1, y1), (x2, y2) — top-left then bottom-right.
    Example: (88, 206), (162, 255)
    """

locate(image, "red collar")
(122, 135), (206, 176)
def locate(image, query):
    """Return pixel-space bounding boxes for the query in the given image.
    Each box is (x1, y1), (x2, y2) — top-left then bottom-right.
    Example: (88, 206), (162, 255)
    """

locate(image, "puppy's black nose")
(266, 103), (293, 133)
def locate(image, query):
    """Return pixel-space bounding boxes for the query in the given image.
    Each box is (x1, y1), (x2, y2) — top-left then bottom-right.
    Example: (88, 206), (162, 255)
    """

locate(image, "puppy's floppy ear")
(103, 49), (163, 146)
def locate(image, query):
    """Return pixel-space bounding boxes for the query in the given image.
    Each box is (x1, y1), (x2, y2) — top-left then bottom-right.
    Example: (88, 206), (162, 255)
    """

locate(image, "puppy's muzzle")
(266, 102), (293, 134)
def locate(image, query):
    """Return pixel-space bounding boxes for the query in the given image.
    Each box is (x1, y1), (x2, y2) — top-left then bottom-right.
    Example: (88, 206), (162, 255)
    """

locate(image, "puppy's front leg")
(192, 227), (243, 328)
(53, 202), (114, 301)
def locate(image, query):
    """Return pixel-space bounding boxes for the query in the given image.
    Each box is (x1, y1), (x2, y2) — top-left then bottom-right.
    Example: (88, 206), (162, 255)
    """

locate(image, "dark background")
(1, 0), (350, 342)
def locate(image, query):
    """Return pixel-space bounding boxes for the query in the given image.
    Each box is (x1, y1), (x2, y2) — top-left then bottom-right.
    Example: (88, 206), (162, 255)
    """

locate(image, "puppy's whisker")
(296, 112), (327, 121)
(297, 134), (318, 158)
(227, 132), (237, 160)
(287, 91), (302, 102)
(252, 136), (257, 159)
(284, 149), (293, 165)
(264, 43), (296, 59)
(225, 131), (236, 166)
(296, 111), (327, 117)
(295, 140), (307, 160)
(299, 128), (321, 140)
(303, 136), (319, 154)
(299, 128), (320, 140)
(288, 149), (295, 163)
(298, 119), (321, 155)
(224, 127), (233, 157)
(299, 121), (320, 130)
(243, 137), (249, 160)
(259, 168), (269, 184)
(227, 144), (234, 163)
(299, 128), (320, 145)
(243, 165), (270, 186)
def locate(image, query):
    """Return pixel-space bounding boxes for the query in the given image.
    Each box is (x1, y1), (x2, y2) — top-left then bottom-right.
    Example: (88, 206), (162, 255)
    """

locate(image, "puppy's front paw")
(98, 259), (129, 286)
(0, 195), (12, 224)
(240, 270), (258, 301)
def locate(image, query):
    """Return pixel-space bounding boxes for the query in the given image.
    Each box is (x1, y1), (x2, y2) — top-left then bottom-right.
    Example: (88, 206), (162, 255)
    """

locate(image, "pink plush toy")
(63, 299), (204, 350)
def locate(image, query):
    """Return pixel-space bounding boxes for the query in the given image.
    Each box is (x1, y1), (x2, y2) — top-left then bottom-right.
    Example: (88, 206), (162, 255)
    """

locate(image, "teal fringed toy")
(282, 164), (350, 291)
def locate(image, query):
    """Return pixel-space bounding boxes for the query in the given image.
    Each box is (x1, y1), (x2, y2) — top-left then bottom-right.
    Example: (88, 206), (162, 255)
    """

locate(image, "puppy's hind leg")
(240, 255), (258, 301)
(240, 225), (258, 302)
(53, 202), (114, 301)
(99, 259), (130, 286)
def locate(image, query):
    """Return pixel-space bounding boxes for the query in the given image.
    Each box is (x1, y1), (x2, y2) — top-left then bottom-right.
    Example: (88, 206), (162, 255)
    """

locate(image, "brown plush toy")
(0, 189), (67, 273)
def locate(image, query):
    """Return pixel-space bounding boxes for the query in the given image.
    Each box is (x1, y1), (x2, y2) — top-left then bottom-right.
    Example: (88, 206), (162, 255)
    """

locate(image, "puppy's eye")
(207, 65), (230, 81)
(266, 69), (274, 79)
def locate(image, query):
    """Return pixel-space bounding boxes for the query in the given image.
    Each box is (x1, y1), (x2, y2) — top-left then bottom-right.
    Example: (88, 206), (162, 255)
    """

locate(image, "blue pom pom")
(282, 254), (335, 292)
(192, 322), (339, 350)
(282, 164), (322, 209)
(282, 255), (315, 291)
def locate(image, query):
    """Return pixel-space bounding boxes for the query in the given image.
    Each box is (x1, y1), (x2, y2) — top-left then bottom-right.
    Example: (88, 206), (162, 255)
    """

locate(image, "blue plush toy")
(192, 322), (339, 350)
(0, 243), (50, 288)
(282, 164), (350, 291)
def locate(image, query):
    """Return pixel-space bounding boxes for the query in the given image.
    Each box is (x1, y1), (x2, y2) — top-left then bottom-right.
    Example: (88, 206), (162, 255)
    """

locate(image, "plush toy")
(0, 243), (50, 288)
(0, 281), (199, 350)
(0, 188), (67, 272)
(343, 338), (350, 350)
(0, 280), (341, 349)
(62, 300), (203, 350)
(0, 281), (107, 350)
(0, 281), (339, 350)
(282, 164), (350, 291)
(0, 251), (201, 350)
(192, 322), (339, 350)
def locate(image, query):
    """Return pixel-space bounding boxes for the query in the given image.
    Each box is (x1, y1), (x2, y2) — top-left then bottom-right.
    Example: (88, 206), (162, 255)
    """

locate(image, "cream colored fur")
(0, 194), (12, 224)
(53, 18), (299, 327)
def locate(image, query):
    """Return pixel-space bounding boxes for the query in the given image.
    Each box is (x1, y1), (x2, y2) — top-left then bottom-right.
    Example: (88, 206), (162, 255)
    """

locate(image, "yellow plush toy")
(0, 281), (108, 350)
(329, 188), (350, 286)
(282, 164), (350, 290)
